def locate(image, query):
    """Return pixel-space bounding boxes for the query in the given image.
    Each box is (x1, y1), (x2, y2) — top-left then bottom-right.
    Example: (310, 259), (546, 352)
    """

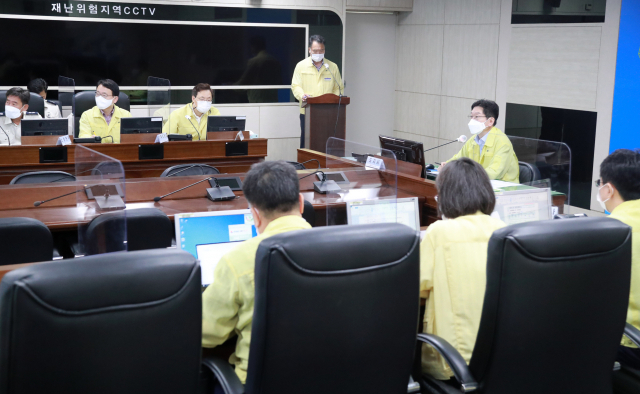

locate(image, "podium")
(302, 94), (350, 153)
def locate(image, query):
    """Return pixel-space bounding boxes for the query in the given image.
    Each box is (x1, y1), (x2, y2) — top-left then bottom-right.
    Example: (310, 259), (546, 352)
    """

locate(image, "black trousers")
(300, 114), (305, 149)
(618, 345), (640, 369)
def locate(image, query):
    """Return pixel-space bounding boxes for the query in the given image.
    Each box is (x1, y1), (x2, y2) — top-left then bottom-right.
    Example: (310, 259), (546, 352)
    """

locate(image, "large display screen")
(0, 18), (306, 87)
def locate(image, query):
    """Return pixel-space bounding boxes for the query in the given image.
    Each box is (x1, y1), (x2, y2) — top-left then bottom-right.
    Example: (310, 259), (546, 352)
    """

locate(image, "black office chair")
(161, 164), (220, 177)
(518, 161), (541, 184)
(48, 99), (63, 117)
(0, 92), (45, 118)
(302, 199), (316, 227)
(205, 223), (420, 394)
(91, 161), (125, 178)
(614, 323), (640, 394)
(10, 171), (75, 184)
(79, 208), (173, 256)
(0, 249), (205, 394)
(417, 217), (632, 394)
(0, 217), (53, 265)
(73, 91), (130, 138)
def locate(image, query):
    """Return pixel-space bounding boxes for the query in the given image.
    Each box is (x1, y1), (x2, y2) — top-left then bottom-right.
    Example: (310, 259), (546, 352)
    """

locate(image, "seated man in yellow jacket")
(291, 34), (343, 149)
(78, 79), (131, 143)
(202, 161), (311, 386)
(597, 149), (640, 369)
(442, 99), (519, 183)
(162, 83), (220, 141)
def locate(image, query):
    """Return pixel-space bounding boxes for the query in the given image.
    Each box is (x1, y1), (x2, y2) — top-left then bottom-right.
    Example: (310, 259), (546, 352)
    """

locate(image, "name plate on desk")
(39, 147), (67, 163)
(139, 144), (164, 160)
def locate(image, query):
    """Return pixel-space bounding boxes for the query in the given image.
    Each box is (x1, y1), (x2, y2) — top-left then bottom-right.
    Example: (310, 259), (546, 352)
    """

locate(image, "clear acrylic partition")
(324, 138), (398, 227)
(58, 76), (75, 130)
(507, 136), (572, 212)
(147, 77), (171, 129)
(75, 145), (127, 256)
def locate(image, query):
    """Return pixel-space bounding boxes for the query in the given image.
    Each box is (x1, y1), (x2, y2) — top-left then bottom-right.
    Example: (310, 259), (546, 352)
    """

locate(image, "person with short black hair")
(442, 99), (519, 183)
(598, 149), (640, 369)
(27, 78), (61, 119)
(291, 34), (343, 148)
(202, 161), (312, 385)
(78, 79), (131, 143)
(420, 157), (505, 382)
(1, 87), (42, 146)
(162, 83), (221, 141)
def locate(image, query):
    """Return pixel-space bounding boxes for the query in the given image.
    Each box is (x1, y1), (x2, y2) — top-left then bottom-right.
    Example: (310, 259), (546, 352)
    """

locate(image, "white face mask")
(468, 118), (487, 135)
(195, 101), (212, 114)
(4, 105), (23, 120)
(311, 53), (324, 63)
(95, 95), (113, 110)
(596, 184), (611, 212)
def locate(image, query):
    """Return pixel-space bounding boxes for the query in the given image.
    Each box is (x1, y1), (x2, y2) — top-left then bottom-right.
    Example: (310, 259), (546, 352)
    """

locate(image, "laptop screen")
(346, 197), (420, 232)
(175, 210), (258, 287)
(491, 188), (552, 225)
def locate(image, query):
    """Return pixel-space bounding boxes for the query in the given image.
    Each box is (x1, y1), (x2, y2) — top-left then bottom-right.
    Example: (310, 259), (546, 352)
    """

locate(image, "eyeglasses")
(468, 114), (487, 120)
(195, 98), (212, 103)
(309, 49), (325, 54)
(95, 91), (113, 99)
(595, 179), (604, 187)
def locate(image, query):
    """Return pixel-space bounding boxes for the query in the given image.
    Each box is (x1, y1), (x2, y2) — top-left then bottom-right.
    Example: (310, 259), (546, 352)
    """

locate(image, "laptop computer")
(175, 210), (258, 288)
(346, 197), (420, 232)
(491, 187), (552, 225)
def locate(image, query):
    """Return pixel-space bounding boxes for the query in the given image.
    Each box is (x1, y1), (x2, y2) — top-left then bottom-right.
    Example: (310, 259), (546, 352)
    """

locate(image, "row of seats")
(1, 201), (317, 264)
(0, 219), (638, 393)
(8, 164), (222, 185)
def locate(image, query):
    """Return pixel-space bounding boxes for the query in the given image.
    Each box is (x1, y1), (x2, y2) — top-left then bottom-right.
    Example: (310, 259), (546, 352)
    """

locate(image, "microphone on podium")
(424, 135), (468, 152)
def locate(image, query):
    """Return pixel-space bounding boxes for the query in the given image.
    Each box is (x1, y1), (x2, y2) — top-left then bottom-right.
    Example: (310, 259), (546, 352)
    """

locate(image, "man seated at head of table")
(162, 83), (221, 141)
(1, 87), (43, 146)
(78, 79), (132, 143)
(440, 99), (519, 183)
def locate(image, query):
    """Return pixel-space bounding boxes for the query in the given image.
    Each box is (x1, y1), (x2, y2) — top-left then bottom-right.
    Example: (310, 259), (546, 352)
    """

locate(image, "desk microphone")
(34, 185), (93, 207)
(299, 170), (341, 194)
(424, 135), (467, 152)
(206, 177), (236, 201)
(324, 64), (344, 139)
(298, 159), (321, 169)
(153, 177), (214, 202)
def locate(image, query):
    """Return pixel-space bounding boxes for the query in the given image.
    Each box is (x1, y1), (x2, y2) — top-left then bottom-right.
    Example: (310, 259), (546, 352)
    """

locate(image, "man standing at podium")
(291, 35), (343, 149)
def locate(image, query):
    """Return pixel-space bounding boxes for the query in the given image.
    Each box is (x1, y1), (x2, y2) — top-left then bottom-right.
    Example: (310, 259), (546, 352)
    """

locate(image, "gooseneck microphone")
(154, 177), (214, 202)
(298, 159), (322, 169)
(299, 170), (326, 182)
(424, 135), (468, 152)
(324, 64), (344, 139)
(34, 186), (93, 207)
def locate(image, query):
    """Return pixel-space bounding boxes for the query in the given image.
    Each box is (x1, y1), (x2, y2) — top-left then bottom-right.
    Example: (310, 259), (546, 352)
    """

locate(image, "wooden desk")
(0, 167), (421, 231)
(297, 148), (567, 222)
(0, 137), (267, 184)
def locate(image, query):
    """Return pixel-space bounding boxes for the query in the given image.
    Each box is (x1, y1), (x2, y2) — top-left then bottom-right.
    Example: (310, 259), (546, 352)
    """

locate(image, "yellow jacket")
(162, 103), (221, 141)
(610, 200), (640, 348)
(78, 105), (131, 143)
(420, 212), (506, 380)
(448, 127), (520, 183)
(202, 215), (312, 383)
(291, 57), (343, 115)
